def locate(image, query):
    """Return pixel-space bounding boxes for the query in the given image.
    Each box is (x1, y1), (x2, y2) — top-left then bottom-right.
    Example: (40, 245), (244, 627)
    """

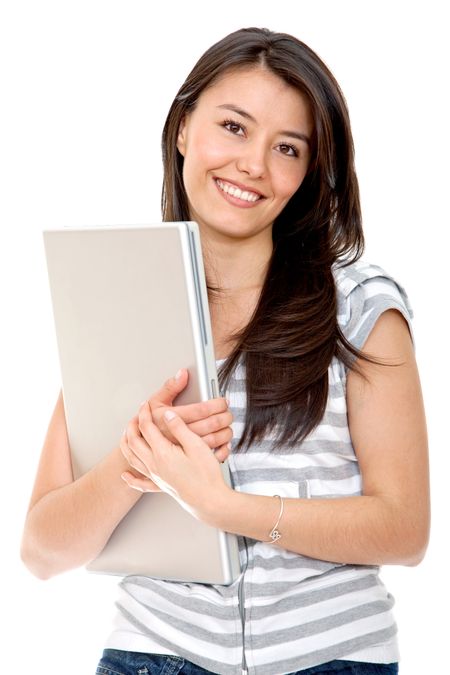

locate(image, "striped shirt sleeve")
(335, 261), (414, 354)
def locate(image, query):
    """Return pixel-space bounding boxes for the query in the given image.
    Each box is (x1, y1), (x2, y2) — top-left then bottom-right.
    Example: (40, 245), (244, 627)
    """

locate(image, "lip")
(213, 177), (266, 208)
(214, 176), (266, 198)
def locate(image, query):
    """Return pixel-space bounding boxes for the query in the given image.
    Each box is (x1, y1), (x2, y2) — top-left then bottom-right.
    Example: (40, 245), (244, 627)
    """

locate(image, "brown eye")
(278, 143), (298, 157)
(223, 119), (245, 136)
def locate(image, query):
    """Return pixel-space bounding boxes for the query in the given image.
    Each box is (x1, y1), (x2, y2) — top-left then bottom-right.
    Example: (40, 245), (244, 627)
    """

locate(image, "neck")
(200, 228), (273, 296)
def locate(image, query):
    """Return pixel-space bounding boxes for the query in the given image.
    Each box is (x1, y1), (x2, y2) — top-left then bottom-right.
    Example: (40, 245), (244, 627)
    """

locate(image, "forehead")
(195, 66), (313, 130)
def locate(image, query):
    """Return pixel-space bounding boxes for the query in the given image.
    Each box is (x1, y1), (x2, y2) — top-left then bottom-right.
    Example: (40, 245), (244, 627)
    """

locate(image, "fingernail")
(227, 442), (232, 450)
(121, 473), (144, 492)
(164, 409), (176, 421)
(226, 397), (231, 407)
(175, 369), (183, 380)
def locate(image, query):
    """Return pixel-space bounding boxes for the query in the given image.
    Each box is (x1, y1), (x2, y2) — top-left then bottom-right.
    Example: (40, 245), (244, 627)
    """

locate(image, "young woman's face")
(176, 67), (313, 244)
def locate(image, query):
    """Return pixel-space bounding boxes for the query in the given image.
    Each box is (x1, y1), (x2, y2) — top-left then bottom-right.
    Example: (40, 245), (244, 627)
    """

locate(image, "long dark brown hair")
(161, 27), (370, 451)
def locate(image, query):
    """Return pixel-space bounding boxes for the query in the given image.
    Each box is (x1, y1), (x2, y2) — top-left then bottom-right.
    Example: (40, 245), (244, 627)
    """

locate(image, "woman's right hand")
(144, 368), (233, 464)
(21, 390), (145, 579)
(20, 370), (233, 579)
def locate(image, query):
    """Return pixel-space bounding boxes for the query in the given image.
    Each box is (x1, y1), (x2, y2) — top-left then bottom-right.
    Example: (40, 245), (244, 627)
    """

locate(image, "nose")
(236, 139), (267, 178)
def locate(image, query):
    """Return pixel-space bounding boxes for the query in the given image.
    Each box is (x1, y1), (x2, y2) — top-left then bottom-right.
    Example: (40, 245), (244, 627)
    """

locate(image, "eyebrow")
(216, 104), (311, 147)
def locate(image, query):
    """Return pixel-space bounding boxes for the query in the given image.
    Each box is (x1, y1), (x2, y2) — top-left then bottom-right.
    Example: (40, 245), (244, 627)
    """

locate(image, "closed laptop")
(43, 222), (241, 584)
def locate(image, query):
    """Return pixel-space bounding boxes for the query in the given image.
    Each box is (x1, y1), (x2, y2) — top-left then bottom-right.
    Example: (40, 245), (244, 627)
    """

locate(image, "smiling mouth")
(215, 178), (263, 204)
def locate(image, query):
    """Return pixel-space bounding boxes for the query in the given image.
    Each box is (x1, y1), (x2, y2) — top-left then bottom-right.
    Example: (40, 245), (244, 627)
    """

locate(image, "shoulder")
(332, 260), (414, 351)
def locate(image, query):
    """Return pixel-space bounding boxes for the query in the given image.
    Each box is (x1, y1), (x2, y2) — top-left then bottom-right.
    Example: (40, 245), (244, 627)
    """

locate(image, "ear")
(176, 117), (187, 157)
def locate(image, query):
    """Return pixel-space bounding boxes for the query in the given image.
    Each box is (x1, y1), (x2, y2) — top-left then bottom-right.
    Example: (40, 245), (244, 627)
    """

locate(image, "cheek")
(182, 139), (229, 211)
(276, 169), (308, 203)
(186, 134), (231, 175)
(202, 147), (230, 173)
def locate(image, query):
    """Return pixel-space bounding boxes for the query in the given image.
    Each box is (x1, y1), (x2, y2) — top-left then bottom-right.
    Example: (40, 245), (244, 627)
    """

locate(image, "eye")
(277, 143), (299, 157)
(222, 119), (246, 136)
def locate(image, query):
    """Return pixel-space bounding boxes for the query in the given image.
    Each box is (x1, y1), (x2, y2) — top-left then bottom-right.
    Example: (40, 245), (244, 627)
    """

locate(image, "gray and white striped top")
(105, 261), (413, 674)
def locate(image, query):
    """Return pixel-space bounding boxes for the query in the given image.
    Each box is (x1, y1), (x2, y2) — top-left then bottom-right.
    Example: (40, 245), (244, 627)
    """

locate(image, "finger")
(213, 442), (232, 463)
(123, 414), (139, 434)
(126, 414), (143, 441)
(120, 433), (150, 477)
(162, 409), (205, 454)
(201, 426), (233, 450)
(138, 401), (174, 452)
(188, 410), (233, 438)
(149, 369), (189, 407)
(172, 397), (229, 425)
(121, 471), (161, 493)
(123, 416), (157, 475)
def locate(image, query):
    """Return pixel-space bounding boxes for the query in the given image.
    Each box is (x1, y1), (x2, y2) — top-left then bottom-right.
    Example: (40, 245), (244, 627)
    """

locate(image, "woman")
(21, 27), (429, 675)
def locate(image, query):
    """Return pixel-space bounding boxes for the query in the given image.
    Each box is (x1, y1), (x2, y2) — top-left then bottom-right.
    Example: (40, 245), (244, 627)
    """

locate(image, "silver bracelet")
(264, 495), (284, 544)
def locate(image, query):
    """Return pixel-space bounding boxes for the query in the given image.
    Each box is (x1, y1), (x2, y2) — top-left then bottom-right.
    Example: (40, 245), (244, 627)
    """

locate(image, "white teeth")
(216, 179), (260, 203)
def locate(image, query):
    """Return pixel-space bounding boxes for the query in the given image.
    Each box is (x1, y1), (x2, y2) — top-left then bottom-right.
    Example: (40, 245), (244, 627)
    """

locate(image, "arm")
(210, 309), (430, 565)
(20, 391), (142, 580)
(128, 310), (430, 567)
(21, 372), (233, 579)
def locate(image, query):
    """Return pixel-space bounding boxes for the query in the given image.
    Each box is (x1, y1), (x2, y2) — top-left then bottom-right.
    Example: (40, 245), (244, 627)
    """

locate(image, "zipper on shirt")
(238, 536), (249, 675)
(225, 421), (249, 675)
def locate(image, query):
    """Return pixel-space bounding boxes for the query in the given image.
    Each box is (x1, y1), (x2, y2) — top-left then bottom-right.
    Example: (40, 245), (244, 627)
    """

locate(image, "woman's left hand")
(120, 402), (231, 523)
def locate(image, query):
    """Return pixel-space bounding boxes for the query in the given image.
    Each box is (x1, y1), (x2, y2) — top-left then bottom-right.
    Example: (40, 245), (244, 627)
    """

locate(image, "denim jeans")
(95, 649), (399, 675)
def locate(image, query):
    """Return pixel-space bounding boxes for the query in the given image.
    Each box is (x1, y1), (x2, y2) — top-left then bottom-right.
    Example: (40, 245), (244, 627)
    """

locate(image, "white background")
(1, 1), (449, 673)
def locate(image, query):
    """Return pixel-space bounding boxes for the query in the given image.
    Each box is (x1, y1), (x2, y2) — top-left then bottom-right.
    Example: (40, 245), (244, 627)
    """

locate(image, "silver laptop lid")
(43, 222), (241, 584)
